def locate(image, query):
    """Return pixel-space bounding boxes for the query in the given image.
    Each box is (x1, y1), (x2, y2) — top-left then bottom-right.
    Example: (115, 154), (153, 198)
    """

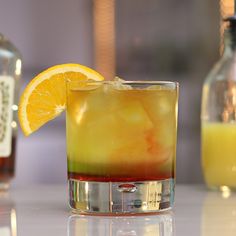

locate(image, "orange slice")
(18, 63), (104, 136)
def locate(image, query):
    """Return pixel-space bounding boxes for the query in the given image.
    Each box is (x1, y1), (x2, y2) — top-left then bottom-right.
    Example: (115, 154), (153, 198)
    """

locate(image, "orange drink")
(202, 122), (236, 189)
(67, 80), (178, 214)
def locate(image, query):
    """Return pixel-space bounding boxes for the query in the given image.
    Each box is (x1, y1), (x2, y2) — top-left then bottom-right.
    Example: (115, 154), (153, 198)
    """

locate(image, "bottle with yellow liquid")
(201, 16), (236, 191)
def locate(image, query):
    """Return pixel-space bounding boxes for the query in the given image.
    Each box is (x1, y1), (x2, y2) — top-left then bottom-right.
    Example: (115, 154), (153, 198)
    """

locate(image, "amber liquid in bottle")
(0, 138), (16, 182)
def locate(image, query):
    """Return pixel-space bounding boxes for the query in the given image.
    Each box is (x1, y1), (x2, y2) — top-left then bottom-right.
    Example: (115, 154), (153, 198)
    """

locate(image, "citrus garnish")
(18, 63), (104, 136)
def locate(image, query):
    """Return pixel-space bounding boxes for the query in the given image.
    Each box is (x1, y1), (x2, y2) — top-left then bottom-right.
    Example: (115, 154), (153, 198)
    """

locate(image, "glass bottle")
(0, 33), (22, 189)
(201, 16), (236, 191)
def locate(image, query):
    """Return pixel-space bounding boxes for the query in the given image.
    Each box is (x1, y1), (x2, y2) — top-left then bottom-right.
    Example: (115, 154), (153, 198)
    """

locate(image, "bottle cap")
(224, 15), (236, 49)
(224, 15), (236, 28)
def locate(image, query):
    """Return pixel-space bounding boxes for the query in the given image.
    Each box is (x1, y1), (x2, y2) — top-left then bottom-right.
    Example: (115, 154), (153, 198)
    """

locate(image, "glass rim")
(67, 79), (179, 88)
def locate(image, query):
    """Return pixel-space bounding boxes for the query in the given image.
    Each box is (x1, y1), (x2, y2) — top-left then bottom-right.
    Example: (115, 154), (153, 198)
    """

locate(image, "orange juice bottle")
(201, 16), (236, 191)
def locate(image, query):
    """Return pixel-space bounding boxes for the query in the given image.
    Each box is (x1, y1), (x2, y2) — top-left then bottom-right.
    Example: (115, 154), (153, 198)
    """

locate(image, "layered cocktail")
(17, 63), (178, 215)
(67, 80), (178, 214)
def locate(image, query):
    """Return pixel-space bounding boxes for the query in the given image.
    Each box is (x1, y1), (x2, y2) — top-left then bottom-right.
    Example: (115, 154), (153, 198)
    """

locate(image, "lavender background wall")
(0, 0), (220, 186)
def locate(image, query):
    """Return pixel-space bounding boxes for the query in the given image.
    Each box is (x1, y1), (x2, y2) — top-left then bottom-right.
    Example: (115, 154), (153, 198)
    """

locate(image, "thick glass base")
(69, 178), (174, 215)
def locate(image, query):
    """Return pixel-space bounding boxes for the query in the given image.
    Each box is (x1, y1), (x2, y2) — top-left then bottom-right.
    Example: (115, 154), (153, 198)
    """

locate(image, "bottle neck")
(224, 29), (236, 55)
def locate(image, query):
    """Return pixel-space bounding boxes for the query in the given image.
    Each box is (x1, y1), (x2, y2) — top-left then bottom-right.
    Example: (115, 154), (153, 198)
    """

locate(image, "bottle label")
(0, 76), (14, 157)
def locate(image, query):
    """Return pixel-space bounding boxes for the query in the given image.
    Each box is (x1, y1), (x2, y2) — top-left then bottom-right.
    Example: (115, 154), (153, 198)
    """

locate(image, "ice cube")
(110, 136), (149, 163)
(109, 77), (132, 90)
(142, 91), (176, 121)
(117, 101), (153, 130)
(156, 96), (173, 115)
(67, 113), (120, 164)
(69, 79), (101, 91)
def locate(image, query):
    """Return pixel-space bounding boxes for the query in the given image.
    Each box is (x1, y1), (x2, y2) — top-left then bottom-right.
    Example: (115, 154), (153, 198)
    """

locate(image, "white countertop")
(0, 184), (235, 236)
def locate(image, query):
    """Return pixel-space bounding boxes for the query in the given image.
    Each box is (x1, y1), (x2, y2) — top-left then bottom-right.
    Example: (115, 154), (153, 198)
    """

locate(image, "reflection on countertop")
(68, 213), (174, 236)
(0, 192), (17, 236)
(0, 185), (236, 236)
(201, 190), (236, 236)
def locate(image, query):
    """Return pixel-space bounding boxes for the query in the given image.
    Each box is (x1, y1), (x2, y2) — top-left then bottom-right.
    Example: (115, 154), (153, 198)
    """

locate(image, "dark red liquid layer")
(68, 171), (174, 182)
(0, 137), (15, 182)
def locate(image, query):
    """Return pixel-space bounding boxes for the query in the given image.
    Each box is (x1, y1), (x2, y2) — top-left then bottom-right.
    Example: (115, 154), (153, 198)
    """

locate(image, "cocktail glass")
(66, 80), (178, 214)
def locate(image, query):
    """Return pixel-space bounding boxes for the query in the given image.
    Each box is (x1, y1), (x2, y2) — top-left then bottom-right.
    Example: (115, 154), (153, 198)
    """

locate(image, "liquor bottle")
(0, 33), (22, 189)
(201, 16), (236, 191)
